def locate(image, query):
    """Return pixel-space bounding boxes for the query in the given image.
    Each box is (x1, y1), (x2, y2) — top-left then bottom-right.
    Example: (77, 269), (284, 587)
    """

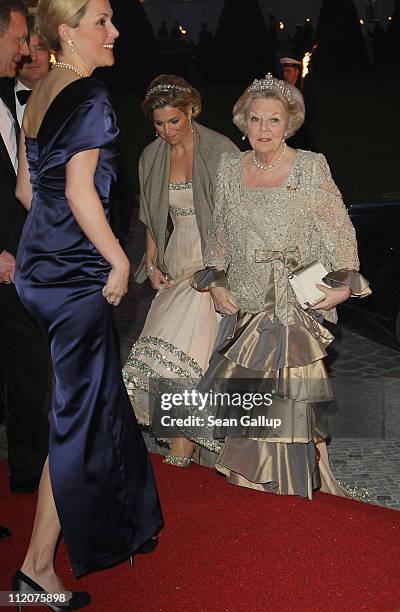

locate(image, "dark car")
(339, 193), (400, 345)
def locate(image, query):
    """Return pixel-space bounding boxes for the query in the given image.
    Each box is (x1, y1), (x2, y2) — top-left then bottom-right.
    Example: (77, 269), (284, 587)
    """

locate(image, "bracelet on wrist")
(145, 264), (158, 277)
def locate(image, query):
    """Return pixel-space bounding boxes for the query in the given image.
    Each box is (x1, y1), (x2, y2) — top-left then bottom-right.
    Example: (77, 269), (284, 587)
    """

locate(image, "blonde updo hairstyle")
(233, 83), (305, 138)
(142, 74), (201, 120)
(37, 0), (89, 52)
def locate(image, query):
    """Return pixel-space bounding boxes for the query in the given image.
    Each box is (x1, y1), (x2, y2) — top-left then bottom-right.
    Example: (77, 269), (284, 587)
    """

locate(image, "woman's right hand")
(210, 287), (239, 315)
(148, 268), (172, 291)
(102, 262), (130, 307)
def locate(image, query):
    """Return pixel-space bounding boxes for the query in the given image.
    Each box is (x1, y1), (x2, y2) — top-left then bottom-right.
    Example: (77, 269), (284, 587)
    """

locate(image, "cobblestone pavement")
(1, 209), (399, 510)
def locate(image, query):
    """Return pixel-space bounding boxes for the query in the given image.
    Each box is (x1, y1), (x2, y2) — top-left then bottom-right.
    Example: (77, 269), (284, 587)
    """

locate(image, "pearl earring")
(242, 132), (247, 141)
(155, 131), (159, 138)
(67, 40), (75, 53)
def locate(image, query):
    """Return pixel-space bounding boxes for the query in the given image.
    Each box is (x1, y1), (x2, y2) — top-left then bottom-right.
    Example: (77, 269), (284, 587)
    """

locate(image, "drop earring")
(242, 132), (247, 141)
(155, 131), (159, 138)
(189, 116), (193, 133)
(67, 40), (75, 53)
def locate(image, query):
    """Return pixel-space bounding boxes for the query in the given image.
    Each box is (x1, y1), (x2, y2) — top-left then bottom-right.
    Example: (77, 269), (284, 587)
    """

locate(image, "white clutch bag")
(288, 261), (329, 309)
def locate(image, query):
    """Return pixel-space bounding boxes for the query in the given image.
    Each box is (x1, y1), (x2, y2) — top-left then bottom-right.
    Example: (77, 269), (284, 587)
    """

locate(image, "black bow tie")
(16, 89), (32, 106)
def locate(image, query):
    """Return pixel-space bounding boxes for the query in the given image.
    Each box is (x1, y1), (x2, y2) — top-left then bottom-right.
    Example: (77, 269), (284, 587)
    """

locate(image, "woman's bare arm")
(15, 129), (32, 210)
(66, 148), (129, 306)
(145, 228), (171, 290)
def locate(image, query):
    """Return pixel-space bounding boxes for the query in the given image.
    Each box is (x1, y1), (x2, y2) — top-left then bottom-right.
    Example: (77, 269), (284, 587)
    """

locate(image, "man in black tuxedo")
(15, 15), (50, 126)
(0, 0), (49, 494)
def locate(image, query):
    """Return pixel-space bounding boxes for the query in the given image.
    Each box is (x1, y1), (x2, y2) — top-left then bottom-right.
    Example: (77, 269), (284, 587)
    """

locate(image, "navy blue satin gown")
(15, 78), (162, 577)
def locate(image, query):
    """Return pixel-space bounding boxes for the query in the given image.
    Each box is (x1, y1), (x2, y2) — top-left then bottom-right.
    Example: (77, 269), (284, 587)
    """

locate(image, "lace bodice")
(205, 150), (359, 324)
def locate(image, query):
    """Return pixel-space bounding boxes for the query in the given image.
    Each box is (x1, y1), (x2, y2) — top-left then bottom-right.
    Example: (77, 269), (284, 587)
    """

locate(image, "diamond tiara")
(145, 84), (191, 99)
(247, 73), (293, 102)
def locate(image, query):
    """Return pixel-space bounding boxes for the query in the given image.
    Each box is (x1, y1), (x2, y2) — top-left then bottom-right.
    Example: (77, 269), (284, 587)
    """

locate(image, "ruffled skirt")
(184, 308), (346, 499)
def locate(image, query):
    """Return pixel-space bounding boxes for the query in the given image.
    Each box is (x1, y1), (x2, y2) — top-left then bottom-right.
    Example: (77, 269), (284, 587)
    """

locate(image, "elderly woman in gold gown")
(191, 74), (370, 498)
(122, 75), (237, 466)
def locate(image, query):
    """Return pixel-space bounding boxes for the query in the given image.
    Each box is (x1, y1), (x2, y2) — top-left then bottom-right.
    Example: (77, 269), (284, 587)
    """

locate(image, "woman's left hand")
(313, 284), (351, 311)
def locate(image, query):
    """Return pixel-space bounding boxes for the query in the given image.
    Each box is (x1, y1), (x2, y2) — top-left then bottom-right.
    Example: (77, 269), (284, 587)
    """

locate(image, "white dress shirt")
(15, 79), (31, 129)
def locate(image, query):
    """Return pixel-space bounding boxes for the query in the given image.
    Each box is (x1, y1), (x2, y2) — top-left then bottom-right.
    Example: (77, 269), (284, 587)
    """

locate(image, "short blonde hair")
(37, 0), (88, 51)
(142, 74), (201, 120)
(233, 84), (305, 138)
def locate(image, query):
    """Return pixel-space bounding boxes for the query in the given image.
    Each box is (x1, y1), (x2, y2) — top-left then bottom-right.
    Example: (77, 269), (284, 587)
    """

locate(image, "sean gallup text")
(160, 415), (282, 428)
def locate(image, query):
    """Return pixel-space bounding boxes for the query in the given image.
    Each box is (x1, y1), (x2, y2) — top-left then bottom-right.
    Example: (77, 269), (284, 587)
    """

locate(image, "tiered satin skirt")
(191, 308), (344, 499)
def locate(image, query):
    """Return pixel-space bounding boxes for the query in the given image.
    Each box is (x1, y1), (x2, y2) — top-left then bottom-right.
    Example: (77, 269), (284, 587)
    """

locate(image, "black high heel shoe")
(136, 535), (158, 555)
(128, 535), (159, 570)
(11, 570), (90, 611)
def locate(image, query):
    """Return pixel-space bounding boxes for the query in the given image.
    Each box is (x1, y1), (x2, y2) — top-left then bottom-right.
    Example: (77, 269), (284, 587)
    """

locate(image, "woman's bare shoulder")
(23, 71), (82, 138)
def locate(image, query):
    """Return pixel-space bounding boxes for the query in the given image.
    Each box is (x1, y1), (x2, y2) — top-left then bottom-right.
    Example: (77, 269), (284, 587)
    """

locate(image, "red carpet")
(1, 455), (399, 611)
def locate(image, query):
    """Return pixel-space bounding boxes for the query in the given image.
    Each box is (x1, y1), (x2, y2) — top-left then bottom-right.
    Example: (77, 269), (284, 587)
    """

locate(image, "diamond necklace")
(251, 142), (287, 171)
(52, 62), (86, 79)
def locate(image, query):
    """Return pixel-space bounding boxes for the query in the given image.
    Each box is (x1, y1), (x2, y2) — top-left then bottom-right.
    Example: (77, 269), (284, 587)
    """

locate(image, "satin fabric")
(216, 438), (320, 498)
(216, 308), (334, 371)
(15, 78), (162, 576)
(323, 269), (371, 296)
(176, 309), (335, 496)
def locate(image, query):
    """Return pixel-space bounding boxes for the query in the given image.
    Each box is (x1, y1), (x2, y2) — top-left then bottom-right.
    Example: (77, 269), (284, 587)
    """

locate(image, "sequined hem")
(123, 336), (203, 377)
(168, 181), (193, 190)
(163, 455), (193, 467)
(121, 297), (223, 455)
(169, 206), (196, 216)
(122, 337), (221, 451)
(123, 358), (198, 391)
(337, 480), (374, 503)
(122, 336), (203, 425)
(193, 437), (222, 453)
(125, 377), (222, 454)
(250, 436), (314, 443)
(123, 376), (223, 454)
(131, 350), (197, 383)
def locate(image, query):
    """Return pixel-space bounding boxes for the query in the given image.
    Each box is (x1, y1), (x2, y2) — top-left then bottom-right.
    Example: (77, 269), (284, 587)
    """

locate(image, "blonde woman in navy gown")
(12, 0), (162, 606)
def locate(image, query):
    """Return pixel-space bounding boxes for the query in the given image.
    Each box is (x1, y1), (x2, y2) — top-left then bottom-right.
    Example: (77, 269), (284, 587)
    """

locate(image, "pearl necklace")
(252, 142), (287, 171)
(52, 62), (86, 79)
